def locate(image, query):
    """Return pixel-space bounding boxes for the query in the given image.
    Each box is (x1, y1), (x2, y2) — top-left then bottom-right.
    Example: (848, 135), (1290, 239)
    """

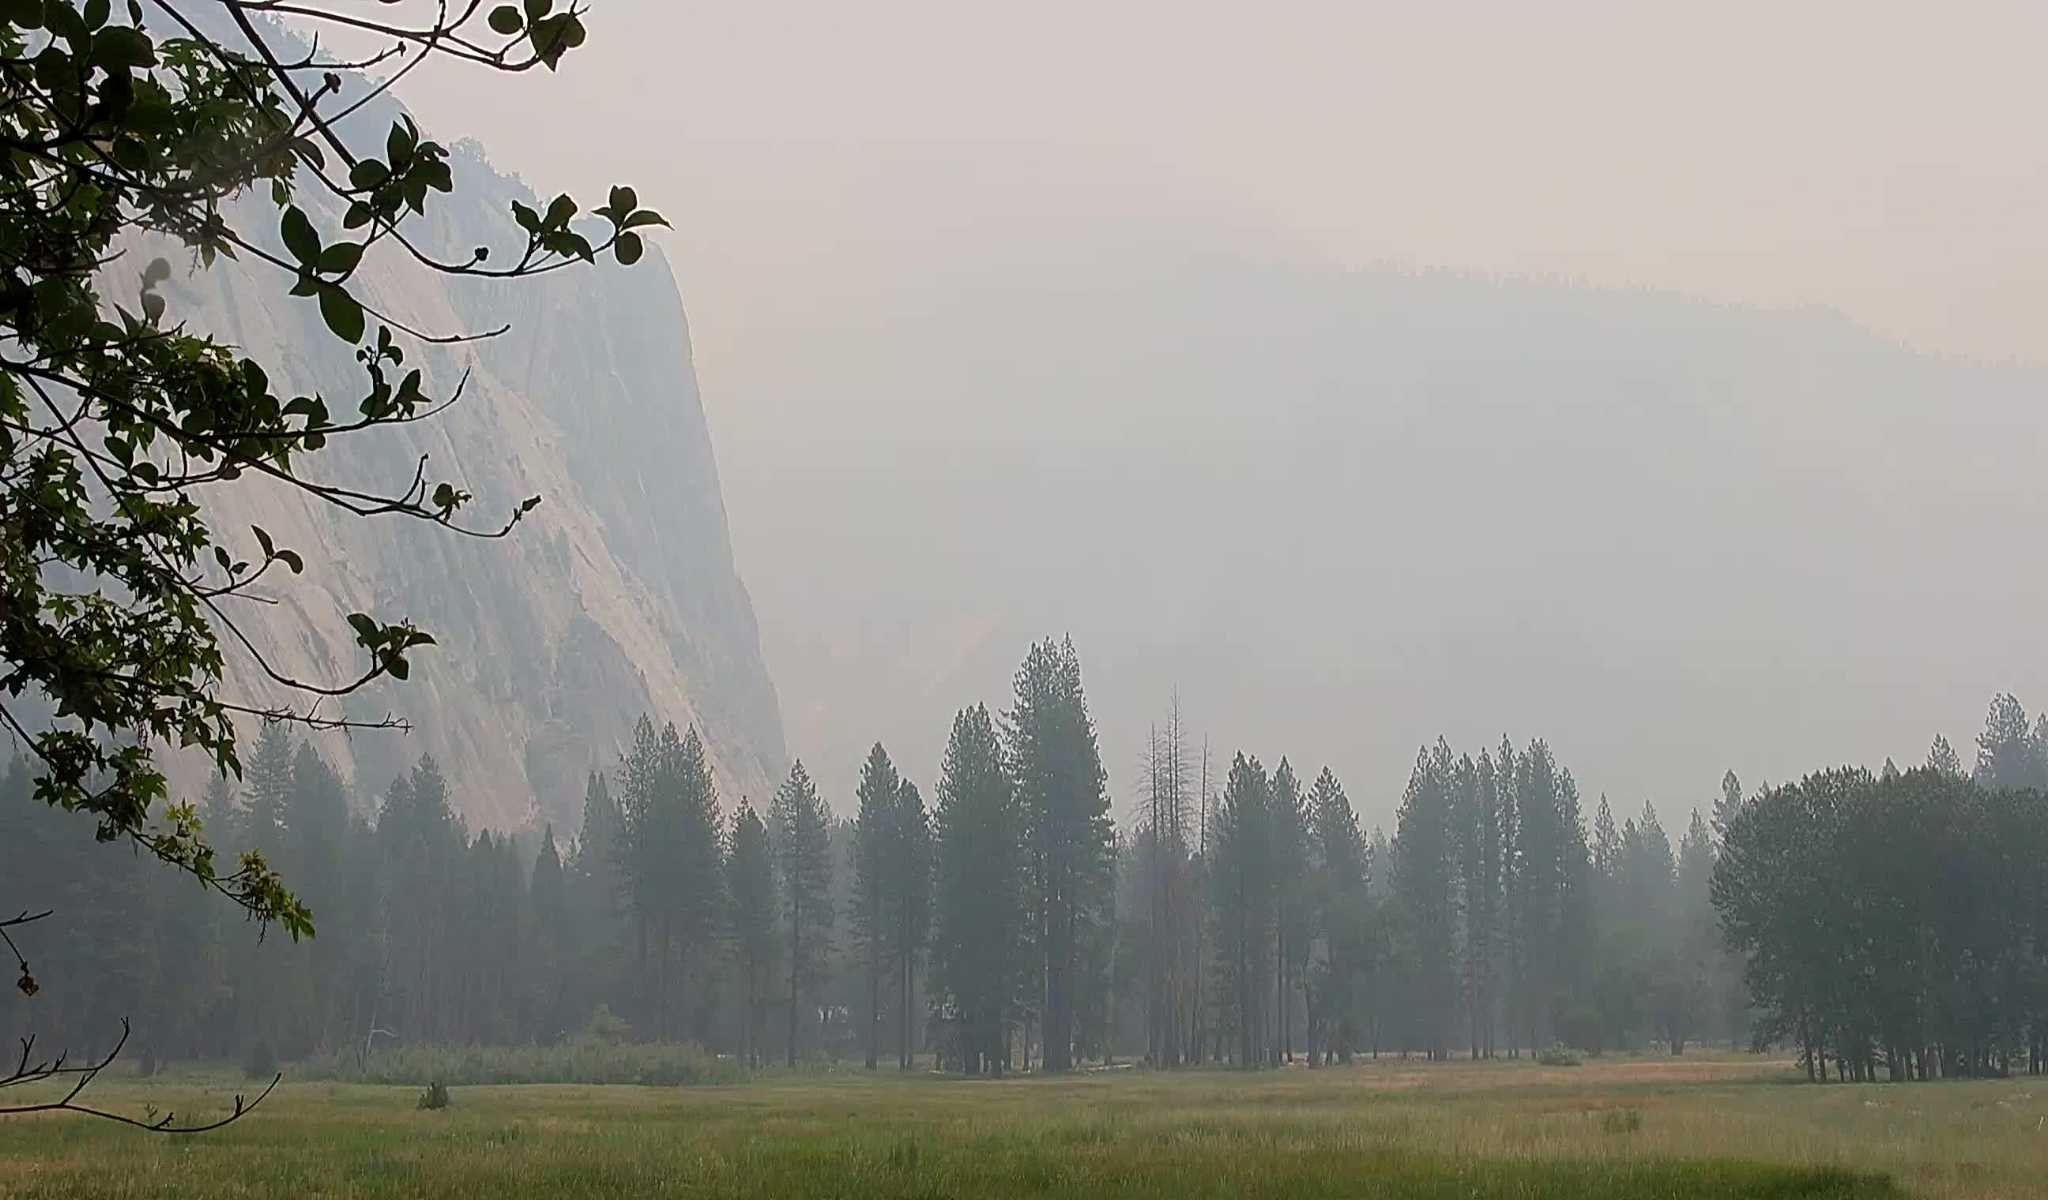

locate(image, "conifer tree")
(1711, 769), (1745, 847)
(1305, 766), (1365, 1063)
(851, 743), (902, 1068)
(725, 803), (780, 1069)
(1393, 742), (1456, 1059)
(891, 778), (933, 1069)
(770, 760), (835, 1066)
(1926, 735), (1965, 780)
(531, 828), (571, 1040)
(1004, 638), (1113, 1072)
(1270, 758), (1310, 1063)
(1212, 752), (1274, 1067)
(1975, 694), (2046, 791)
(931, 705), (1023, 1075)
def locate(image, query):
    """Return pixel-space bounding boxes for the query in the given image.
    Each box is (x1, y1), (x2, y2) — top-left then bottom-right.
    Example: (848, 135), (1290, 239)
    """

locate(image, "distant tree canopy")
(0, 0), (665, 936)
(1715, 760), (2048, 1081)
(12, 629), (2048, 1086)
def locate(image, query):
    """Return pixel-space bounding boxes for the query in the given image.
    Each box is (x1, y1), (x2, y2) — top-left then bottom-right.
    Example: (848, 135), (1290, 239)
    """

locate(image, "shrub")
(1535, 1043), (1582, 1067)
(243, 1041), (278, 1080)
(582, 1005), (632, 1046)
(417, 1081), (451, 1110)
(300, 1037), (744, 1087)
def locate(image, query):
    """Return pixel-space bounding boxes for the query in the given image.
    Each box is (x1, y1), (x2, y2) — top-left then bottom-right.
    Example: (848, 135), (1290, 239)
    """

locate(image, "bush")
(417, 1081), (451, 1110)
(299, 1037), (744, 1087)
(581, 1005), (632, 1046)
(1535, 1043), (1582, 1067)
(1599, 1107), (1643, 1134)
(243, 1041), (278, 1080)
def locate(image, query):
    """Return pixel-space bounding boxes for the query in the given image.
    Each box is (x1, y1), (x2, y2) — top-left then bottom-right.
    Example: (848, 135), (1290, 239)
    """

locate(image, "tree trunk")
(786, 901), (802, 1067)
(865, 946), (880, 1070)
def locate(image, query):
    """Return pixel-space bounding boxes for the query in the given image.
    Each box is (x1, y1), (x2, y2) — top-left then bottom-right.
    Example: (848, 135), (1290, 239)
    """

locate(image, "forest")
(6, 638), (2046, 1084)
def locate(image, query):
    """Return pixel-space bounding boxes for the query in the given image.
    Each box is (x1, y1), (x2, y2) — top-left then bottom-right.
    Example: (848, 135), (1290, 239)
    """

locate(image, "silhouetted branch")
(3, 911), (277, 1131)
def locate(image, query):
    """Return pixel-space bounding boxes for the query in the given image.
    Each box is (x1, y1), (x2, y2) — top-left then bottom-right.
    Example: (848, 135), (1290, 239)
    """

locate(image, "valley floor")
(0, 1054), (2039, 1198)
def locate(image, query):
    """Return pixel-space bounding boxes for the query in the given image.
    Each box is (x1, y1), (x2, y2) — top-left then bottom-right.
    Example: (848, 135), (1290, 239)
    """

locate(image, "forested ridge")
(7, 642), (2047, 1082)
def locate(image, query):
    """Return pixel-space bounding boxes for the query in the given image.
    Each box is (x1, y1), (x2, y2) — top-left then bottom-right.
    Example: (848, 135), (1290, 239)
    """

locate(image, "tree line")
(1713, 699), (2048, 1081)
(10, 641), (2048, 1077)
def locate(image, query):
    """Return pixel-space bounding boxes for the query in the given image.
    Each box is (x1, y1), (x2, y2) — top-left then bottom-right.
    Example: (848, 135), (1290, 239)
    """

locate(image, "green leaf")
(623, 210), (670, 230)
(140, 292), (164, 324)
(544, 193), (576, 228)
(88, 25), (154, 68)
(251, 525), (274, 559)
(614, 232), (643, 266)
(346, 612), (379, 643)
(43, 0), (84, 44)
(82, 0), (106, 30)
(524, 0), (553, 20)
(277, 549), (303, 574)
(386, 118), (416, 170)
(348, 159), (389, 191)
(141, 257), (169, 287)
(608, 185), (637, 216)
(280, 206), (320, 267)
(386, 654), (409, 682)
(316, 283), (364, 344)
(488, 4), (523, 33)
(0, 0), (45, 31)
(318, 241), (364, 276)
(530, 12), (581, 68)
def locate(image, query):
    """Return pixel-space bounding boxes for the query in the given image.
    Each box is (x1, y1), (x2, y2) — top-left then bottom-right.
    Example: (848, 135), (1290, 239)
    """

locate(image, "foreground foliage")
(0, 0), (661, 932)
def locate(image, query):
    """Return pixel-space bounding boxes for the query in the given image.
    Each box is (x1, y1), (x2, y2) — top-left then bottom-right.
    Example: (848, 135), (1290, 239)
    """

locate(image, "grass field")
(3, 1054), (2044, 1197)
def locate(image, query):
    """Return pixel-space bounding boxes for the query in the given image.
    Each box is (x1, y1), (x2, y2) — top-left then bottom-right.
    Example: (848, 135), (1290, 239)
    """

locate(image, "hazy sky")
(357, 2), (2048, 820)
(386, 1), (2048, 365)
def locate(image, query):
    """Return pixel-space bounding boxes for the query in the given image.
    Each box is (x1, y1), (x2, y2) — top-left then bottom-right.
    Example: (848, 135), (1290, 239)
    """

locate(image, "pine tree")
(243, 722), (296, 861)
(1592, 796), (1621, 885)
(725, 802), (780, 1069)
(1454, 752), (1505, 1059)
(569, 771), (626, 1028)
(531, 827), (571, 1040)
(1926, 735), (1965, 780)
(285, 742), (351, 1054)
(851, 743), (902, 1069)
(890, 777), (933, 1069)
(770, 759), (834, 1066)
(1625, 802), (1675, 922)
(1975, 694), (2046, 791)
(1270, 758), (1310, 1064)
(1393, 742), (1457, 1059)
(931, 705), (1023, 1075)
(1305, 766), (1365, 1063)
(1212, 752), (1273, 1067)
(1711, 769), (1744, 848)
(1004, 637), (1113, 1073)
(667, 725), (726, 1044)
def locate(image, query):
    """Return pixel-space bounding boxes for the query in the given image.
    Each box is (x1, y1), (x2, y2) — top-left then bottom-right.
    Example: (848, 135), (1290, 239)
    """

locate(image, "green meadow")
(5, 1054), (2043, 1198)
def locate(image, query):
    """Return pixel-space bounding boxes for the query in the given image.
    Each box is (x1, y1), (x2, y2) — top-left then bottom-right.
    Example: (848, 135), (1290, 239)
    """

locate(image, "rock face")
(161, 141), (784, 833)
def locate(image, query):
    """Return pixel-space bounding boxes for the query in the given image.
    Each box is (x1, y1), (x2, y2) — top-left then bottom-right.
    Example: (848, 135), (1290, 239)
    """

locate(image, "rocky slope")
(161, 139), (784, 833)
